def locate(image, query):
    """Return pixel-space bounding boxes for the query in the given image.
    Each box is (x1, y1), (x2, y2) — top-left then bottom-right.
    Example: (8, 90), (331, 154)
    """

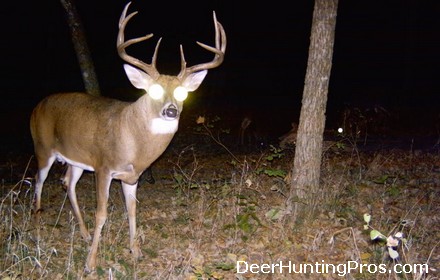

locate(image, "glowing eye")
(173, 86), (188, 102)
(148, 84), (164, 100)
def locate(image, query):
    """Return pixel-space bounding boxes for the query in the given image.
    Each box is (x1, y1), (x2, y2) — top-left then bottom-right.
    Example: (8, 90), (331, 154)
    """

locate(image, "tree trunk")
(60, 0), (100, 96)
(286, 0), (338, 222)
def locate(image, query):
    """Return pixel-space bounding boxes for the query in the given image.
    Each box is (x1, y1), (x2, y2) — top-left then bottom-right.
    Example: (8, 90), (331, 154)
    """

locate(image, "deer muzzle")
(163, 104), (178, 119)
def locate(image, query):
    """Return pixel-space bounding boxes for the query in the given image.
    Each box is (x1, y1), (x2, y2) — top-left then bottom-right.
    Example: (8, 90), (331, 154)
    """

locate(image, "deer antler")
(117, 2), (161, 80)
(177, 11), (227, 81)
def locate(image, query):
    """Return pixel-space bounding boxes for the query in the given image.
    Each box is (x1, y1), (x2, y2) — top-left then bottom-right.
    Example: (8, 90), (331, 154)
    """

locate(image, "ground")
(0, 110), (439, 279)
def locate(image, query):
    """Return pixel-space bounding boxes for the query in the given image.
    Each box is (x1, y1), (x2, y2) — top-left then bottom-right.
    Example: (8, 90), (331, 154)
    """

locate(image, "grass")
(1, 129), (439, 279)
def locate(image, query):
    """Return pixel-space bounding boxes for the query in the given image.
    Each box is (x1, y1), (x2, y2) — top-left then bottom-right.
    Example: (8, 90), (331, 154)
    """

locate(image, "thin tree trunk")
(286, 0), (338, 222)
(60, 0), (100, 96)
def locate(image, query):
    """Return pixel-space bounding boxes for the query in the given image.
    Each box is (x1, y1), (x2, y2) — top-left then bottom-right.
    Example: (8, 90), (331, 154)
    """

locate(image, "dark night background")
(0, 0), (439, 155)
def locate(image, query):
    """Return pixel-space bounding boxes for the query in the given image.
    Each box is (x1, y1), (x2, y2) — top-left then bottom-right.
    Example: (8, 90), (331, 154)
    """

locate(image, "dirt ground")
(0, 111), (439, 279)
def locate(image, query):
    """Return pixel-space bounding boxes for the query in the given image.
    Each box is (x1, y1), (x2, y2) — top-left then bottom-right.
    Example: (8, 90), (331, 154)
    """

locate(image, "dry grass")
(1, 133), (439, 279)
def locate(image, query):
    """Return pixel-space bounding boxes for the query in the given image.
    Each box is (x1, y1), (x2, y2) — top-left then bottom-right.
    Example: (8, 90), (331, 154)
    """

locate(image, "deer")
(279, 122), (298, 149)
(238, 114), (266, 150)
(238, 115), (253, 145)
(30, 2), (225, 272)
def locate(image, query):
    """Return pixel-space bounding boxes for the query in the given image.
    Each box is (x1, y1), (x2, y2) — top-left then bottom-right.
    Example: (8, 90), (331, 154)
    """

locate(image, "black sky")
(1, 1), (439, 152)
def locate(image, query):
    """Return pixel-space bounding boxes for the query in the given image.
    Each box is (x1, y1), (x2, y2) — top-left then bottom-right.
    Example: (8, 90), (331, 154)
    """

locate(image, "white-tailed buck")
(30, 2), (225, 272)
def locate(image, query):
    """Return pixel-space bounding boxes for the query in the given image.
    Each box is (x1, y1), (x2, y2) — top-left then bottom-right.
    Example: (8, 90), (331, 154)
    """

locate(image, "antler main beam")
(117, 2), (161, 80)
(178, 11), (227, 80)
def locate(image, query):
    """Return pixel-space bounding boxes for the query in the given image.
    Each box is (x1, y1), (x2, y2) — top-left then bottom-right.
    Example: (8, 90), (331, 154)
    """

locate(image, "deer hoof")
(131, 246), (143, 259)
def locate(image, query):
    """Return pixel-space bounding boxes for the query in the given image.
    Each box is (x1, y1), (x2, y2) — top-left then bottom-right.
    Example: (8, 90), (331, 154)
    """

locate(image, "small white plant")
(363, 213), (407, 260)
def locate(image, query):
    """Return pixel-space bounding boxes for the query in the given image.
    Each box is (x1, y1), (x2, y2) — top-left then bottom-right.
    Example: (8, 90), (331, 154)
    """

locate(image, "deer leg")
(85, 171), (112, 273)
(33, 154), (56, 239)
(143, 167), (155, 184)
(122, 181), (142, 259)
(64, 165), (91, 241)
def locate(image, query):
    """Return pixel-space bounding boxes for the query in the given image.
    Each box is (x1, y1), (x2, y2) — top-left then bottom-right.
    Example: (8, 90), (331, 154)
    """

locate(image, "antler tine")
(117, 2), (160, 79)
(178, 11), (227, 80)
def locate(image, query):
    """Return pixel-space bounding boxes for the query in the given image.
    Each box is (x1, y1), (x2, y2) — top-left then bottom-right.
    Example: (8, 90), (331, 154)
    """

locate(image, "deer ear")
(182, 70), (208, 91)
(124, 64), (155, 90)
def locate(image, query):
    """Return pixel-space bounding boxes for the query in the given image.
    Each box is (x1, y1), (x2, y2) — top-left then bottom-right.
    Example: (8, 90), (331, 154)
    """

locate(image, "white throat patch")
(150, 118), (179, 134)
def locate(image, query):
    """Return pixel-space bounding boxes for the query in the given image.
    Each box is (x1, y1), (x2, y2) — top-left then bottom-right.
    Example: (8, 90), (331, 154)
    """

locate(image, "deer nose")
(164, 104), (178, 119)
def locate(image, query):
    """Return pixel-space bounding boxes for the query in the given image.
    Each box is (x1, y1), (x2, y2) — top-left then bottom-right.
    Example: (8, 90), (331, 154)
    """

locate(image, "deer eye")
(148, 84), (164, 100)
(173, 86), (188, 102)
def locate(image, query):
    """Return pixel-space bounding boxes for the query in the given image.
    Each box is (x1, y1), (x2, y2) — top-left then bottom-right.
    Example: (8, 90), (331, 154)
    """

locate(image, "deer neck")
(119, 94), (180, 166)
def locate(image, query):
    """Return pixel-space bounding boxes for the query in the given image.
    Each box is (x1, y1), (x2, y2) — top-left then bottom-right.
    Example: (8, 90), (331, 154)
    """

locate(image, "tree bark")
(60, 0), (100, 96)
(286, 0), (338, 222)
